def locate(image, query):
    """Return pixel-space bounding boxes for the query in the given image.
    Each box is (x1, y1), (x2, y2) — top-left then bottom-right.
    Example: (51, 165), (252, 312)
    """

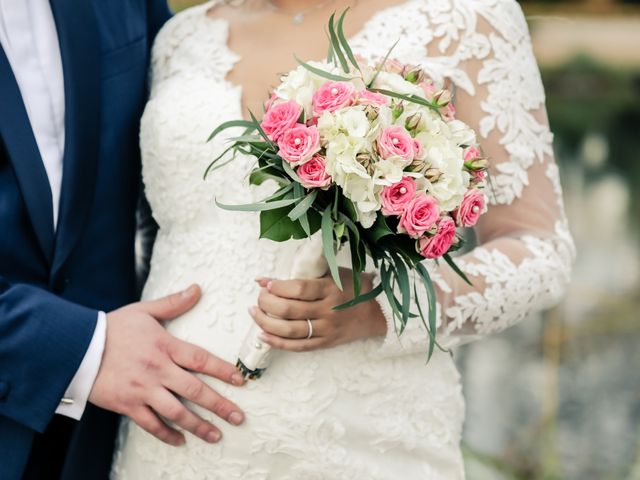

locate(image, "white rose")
(372, 158), (405, 186)
(447, 119), (477, 147)
(336, 107), (370, 138)
(371, 71), (424, 97)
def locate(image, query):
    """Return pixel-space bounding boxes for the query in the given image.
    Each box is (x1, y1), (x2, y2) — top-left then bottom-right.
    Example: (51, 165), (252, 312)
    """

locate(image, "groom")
(0, 1), (246, 479)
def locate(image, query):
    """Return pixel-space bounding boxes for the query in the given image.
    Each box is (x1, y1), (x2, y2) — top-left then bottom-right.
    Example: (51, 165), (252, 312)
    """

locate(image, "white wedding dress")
(111, 1), (575, 478)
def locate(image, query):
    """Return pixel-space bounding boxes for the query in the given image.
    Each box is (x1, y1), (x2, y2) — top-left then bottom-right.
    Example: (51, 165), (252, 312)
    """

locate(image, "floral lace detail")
(111, 0), (574, 478)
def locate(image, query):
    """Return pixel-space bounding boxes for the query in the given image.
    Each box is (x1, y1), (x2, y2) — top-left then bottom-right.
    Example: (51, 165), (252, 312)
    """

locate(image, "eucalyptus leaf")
(337, 9), (361, 72)
(322, 206), (343, 291)
(204, 142), (238, 179)
(443, 253), (473, 286)
(248, 110), (273, 144)
(367, 38), (400, 88)
(288, 190), (318, 221)
(416, 263), (437, 360)
(249, 166), (289, 187)
(328, 12), (349, 73)
(390, 251), (411, 328)
(207, 119), (256, 142)
(333, 283), (383, 311)
(294, 55), (353, 82)
(215, 196), (298, 212)
(369, 89), (440, 112)
(281, 160), (302, 183)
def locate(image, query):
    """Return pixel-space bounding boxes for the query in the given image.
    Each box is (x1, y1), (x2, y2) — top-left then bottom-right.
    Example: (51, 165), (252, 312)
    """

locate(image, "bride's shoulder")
(148, 1), (233, 79)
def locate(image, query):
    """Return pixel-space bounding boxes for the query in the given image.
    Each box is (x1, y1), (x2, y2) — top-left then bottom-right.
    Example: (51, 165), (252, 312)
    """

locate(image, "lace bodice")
(111, 1), (574, 478)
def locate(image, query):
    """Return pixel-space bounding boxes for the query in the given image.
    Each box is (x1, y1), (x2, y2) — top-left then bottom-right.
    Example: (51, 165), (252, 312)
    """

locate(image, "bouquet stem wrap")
(236, 234), (329, 379)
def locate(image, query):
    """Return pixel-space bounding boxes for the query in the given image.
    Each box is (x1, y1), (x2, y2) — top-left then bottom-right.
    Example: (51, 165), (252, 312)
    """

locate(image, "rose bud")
(408, 158), (428, 175)
(392, 100), (405, 120)
(403, 65), (424, 84)
(356, 152), (376, 175)
(405, 112), (422, 132)
(363, 104), (380, 122)
(465, 158), (489, 171)
(425, 167), (443, 183)
(433, 89), (452, 107)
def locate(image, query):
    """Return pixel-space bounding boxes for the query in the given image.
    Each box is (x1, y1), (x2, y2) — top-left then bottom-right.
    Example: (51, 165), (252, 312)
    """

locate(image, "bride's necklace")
(266, 0), (337, 25)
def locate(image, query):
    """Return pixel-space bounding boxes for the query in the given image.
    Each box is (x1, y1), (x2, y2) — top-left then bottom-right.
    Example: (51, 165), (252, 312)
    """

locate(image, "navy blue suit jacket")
(0, 1), (171, 478)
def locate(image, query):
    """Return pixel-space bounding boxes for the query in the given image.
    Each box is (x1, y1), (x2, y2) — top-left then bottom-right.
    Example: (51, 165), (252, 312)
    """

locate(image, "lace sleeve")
(372, 0), (576, 357)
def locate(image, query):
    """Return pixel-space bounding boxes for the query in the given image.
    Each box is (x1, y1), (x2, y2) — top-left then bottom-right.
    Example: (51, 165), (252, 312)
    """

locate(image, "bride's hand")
(250, 268), (387, 352)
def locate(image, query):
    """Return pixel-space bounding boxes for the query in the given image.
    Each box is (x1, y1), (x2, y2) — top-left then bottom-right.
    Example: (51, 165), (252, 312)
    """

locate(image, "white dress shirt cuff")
(55, 311), (107, 420)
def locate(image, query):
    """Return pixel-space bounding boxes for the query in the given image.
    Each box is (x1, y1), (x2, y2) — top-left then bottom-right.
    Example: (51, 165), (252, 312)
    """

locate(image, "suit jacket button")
(0, 381), (10, 401)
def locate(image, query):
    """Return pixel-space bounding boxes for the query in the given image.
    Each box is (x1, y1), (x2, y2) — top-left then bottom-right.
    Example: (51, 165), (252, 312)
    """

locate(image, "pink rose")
(381, 177), (417, 216)
(454, 189), (486, 227)
(297, 155), (331, 189)
(357, 90), (389, 106)
(277, 124), (320, 166)
(261, 100), (302, 142)
(377, 126), (415, 164)
(418, 217), (457, 259)
(312, 81), (356, 115)
(464, 146), (482, 162)
(398, 193), (440, 238)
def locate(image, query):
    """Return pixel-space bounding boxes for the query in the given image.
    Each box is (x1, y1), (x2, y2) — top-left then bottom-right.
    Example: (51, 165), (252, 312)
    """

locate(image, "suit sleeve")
(146, 0), (172, 45)
(0, 276), (98, 432)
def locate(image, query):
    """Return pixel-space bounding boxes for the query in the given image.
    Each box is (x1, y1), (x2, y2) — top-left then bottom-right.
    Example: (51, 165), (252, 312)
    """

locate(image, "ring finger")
(249, 306), (319, 339)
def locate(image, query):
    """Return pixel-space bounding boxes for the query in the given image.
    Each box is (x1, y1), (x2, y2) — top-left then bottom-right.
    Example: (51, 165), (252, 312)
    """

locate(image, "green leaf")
(333, 283), (383, 311)
(380, 262), (403, 332)
(249, 166), (288, 187)
(390, 251), (411, 329)
(281, 159), (302, 183)
(367, 214), (394, 242)
(326, 29), (335, 64)
(215, 196), (298, 212)
(332, 187), (340, 219)
(416, 262), (437, 360)
(443, 253), (473, 286)
(260, 207), (306, 241)
(334, 221), (346, 241)
(337, 9), (361, 73)
(248, 110), (273, 144)
(346, 228), (362, 296)
(207, 119), (257, 142)
(204, 143), (238, 179)
(369, 89), (439, 112)
(294, 55), (353, 82)
(226, 135), (270, 145)
(322, 206), (343, 290)
(328, 12), (349, 73)
(367, 38), (400, 88)
(262, 183), (294, 202)
(288, 190), (318, 221)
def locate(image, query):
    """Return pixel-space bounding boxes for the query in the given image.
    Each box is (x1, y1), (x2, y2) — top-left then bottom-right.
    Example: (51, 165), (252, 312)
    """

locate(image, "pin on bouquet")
(205, 9), (489, 379)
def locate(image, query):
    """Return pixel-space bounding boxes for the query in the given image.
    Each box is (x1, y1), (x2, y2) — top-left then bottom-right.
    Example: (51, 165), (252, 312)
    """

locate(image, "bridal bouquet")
(206, 10), (488, 378)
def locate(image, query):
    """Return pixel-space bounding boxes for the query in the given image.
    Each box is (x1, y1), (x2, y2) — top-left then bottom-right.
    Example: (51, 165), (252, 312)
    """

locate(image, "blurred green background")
(169, 1), (640, 478)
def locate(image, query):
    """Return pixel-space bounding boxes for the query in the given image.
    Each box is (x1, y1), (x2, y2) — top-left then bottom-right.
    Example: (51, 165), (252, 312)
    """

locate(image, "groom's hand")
(88, 284), (246, 446)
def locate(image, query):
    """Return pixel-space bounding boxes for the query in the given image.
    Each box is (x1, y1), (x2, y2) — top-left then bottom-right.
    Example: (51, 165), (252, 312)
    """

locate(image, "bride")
(111, 0), (575, 478)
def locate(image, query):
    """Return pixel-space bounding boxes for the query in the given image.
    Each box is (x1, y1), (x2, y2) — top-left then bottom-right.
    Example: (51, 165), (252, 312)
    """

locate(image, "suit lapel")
(0, 47), (55, 262)
(50, 0), (101, 277)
